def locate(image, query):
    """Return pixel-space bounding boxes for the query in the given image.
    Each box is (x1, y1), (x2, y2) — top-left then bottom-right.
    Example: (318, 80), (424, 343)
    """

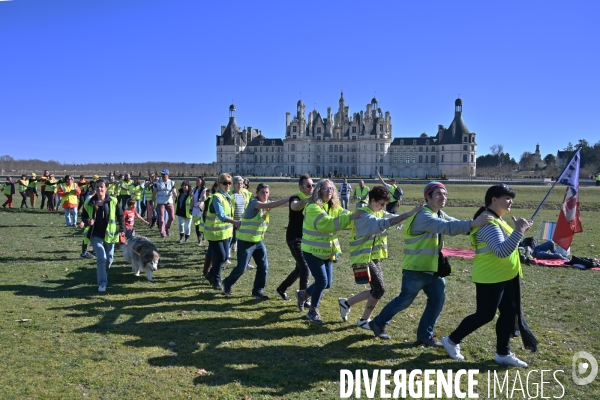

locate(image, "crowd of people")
(3, 170), (538, 367)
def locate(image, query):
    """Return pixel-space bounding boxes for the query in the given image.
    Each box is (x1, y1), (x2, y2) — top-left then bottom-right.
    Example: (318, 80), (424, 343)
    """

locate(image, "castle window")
(463, 154), (468, 163)
(471, 145), (475, 151)
(419, 155), (423, 163)
(352, 126), (356, 133)
(426, 140), (429, 145)
(291, 155), (295, 162)
(352, 136), (356, 140)
(413, 140), (417, 145)
(431, 155), (435, 163)
(317, 136), (321, 140)
(441, 146), (444, 151)
(334, 145), (338, 152)
(317, 127), (322, 134)
(393, 155), (398, 163)
(419, 147), (423, 152)
(463, 145), (468, 151)
(431, 146), (435, 152)
(292, 135), (296, 139)
(379, 124), (383, 131)
(441, 155), (444, 162)
(290, 144), (295, 151)
(293, 126), (297, 132)
(471, 154), (474, 162)
(375, 143), (379, 151)
(316, 155), (321, 162)
(463, 136), (468, 142)
(329, 145), (333, 152)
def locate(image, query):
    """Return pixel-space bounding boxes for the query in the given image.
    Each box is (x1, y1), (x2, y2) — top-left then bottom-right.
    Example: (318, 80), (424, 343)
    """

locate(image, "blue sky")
(1, 0), (598, 164)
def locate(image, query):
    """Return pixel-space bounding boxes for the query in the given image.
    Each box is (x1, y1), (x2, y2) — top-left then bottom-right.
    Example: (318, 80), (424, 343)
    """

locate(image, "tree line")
(0, 156), (217, 177)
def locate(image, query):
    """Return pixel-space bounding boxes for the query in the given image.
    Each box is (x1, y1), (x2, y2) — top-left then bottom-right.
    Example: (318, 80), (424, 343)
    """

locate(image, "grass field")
(1, 183), (599, 399)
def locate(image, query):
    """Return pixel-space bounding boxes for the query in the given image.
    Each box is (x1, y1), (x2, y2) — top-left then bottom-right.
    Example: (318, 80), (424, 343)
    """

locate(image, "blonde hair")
(217, 173), (232, 184)
(310, 179), (340, 209)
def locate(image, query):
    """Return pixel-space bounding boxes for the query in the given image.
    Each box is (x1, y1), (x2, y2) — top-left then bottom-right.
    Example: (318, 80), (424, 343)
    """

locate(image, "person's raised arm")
(376, 170), (386, 186)
(254, 196), (289, 210)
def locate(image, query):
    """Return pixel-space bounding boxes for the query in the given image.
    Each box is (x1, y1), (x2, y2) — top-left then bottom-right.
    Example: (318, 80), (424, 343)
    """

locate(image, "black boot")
(150, 216), (156, 228)
(185, 234), (190, 243)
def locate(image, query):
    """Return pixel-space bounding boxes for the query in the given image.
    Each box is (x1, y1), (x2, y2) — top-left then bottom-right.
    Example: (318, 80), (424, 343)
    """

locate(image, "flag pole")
(530, 147), (581, 221)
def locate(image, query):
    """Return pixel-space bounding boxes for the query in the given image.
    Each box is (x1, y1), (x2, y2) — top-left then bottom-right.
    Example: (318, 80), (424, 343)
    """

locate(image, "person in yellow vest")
(368, 181), (493, 343)
(107, 174), (120, 198)
(39, 170), (50, 209)
(57, 175), (82, 226)
(596, 173), (600, 186)
(1, 177), (16, 208)
(131, 178), (144, 215)
(222, 183), (291, 298)
(200, 181), (219, 278)
(204, 173), (241, 290)
(119, 173), (134, 210)
(17, 174), (29, 208)
(353, 180), (370, 208)
(82, 179), (125, 292)
(296, 179), (362, 323)
(175, 181), (193, 243)
(338, 186), (422, 329)
(442, 184), (534, 367)
(191, 176), (208, 245)
(43, 174), (60, 211)
(26, 173), (38, 208)
(376, 171), (402, 214)
(76, 175), (91, 212)
(228, 176), (253, 259)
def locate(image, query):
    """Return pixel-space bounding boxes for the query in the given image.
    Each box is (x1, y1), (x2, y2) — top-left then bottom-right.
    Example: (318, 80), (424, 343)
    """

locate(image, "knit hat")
(424, 181), (446, 198)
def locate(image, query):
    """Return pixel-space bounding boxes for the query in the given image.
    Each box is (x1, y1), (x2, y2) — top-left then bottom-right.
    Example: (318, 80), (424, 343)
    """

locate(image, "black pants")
(41, 191), (47, 209)
(278, 238), (311, 292)
(449, 274), (520, 356)
(386, 201), (399, 214)
(20, 192), (28, 207)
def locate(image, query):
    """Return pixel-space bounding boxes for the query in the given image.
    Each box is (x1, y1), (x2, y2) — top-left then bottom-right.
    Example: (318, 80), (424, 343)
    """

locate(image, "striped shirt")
(476, 223), (524, 258)
(233, 193), (247, 220)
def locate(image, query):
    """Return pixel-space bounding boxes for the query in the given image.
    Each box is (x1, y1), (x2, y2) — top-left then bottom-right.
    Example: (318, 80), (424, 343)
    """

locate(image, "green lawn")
(0, 183), (599, 399)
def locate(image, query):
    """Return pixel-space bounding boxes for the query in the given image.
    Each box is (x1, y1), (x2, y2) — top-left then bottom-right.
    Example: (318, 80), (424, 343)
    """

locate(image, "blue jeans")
(532, 241), (569, 260)
(303, 251), (333, 309)
(207, 239), (230, 285)
(91, 236), (115, 287)
(64, 207), (77, 226)
(373, 270), (446, 341)
(223, 240), (268, 292)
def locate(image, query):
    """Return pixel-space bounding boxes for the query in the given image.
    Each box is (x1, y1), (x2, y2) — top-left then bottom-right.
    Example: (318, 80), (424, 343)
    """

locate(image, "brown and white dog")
(122, 235), (160, 281)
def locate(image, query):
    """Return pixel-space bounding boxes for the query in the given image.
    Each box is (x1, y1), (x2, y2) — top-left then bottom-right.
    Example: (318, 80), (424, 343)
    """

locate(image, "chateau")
(216, 93), (477, 178)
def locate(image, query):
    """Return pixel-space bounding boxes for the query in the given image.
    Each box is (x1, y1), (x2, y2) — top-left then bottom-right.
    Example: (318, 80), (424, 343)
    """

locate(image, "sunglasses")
(321, 187), (334, 192)
(305, 184), (316, 188)
(221, 181), (232, 185)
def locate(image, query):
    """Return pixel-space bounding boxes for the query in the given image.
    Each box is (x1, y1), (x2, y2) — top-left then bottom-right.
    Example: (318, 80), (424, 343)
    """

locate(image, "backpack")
(392, 186), (403, 201)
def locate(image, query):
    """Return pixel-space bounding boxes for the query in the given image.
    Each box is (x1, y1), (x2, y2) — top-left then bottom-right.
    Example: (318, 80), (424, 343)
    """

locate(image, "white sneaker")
(442, 336), (464, 360)
(226, 259), (231, 264)
(494, 352), (528, 368)
(338, 298), (350, 321)
(247, 264), (255, 269)
(357, 318), (371, 330)
(98, 285), (106, 293)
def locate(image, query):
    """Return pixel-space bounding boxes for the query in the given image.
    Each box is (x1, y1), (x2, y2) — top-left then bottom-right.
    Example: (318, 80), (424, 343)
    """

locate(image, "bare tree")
(490, 144), (504, 156)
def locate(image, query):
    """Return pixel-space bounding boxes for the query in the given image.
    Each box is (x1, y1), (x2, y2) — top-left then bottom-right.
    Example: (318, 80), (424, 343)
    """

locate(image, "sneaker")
(203, 274), (213, 285)
(442, 336), (464, 360)
(357, 318), (371, 330)
(223, 285), (232, 296)
(306, 307), (323, 323)
(247, 264), (255, 269)
(338, 298), (350, 322)
(166, 229), (170, 236)
(212, 282), (223, 291)
(304, 300), (311, 309)
(252, 290), (269, 300)
(369, 320), (391, 340)
(276, 288), (290, 301)
(226, 259), (231, 264)
(98, 285), (106, 292)
(80, 252), (95, 259)
(295, 290), (308, 312)
(414, 338), (444, 348)
(494, 352), (528, 368)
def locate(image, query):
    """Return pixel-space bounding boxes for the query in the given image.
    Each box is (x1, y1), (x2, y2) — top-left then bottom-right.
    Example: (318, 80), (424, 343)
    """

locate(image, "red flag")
(552, 149), (583, 249)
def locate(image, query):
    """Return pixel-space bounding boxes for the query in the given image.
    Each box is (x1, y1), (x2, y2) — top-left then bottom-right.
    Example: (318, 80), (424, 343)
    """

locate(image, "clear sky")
(1, 0), (598, 165)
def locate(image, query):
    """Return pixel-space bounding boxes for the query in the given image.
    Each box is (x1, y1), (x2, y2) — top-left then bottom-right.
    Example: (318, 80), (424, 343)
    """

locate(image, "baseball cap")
(161, 169), (170, 175)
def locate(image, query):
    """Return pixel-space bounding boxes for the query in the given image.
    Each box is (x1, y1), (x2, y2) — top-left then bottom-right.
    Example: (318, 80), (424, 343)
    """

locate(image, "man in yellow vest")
(353, 180), (369, 208)
(376, 171), (402, 214)
(82, 178), (124, 292)
(27, 173), (38, 208)
(119, 173), (134, 210)
(368, 181), (492, 344)
(17, 174), (29, 208)
(222, 183), (290, 298)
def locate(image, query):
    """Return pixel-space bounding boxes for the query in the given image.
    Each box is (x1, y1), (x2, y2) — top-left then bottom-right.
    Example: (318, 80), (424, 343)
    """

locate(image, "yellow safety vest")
(471, 215), (522, 283)
(27, 180), (38, 192)
(83, 196), (119, 244)
(354, 186), (369, 204)
(236, 200), (270, 243)
(301, 203), (350, 260)
(44, 179), (59, 193)
(131, 185), (143, 201)
(59, 183), (79, 205)
(107, 182), (120, 196)
(204, 192), (233, 241)
(402, 207), (440, 272)
(349, 207), (388, 263)
(120, 180), (134, 195)
(18, 179), (29, 192)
